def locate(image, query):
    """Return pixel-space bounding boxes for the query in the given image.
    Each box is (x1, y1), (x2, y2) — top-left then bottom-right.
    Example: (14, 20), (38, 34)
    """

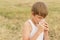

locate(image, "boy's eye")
(38, 16), (43, 19)
(38, 16), (42, 18)
(37, 17), (41, 19)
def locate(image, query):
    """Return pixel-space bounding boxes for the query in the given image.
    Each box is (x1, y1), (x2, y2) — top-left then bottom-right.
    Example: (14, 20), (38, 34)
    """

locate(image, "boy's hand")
(36, 24), (44, 32)
(39, 20), (49, 31)
(44, 23), (49, 31)
(41, 21), (49, 31)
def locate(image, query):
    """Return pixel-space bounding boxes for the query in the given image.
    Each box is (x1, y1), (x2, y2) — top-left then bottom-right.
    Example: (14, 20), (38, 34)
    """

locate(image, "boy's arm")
(22, 22), (31, 40)
(44, 26), (49, 40)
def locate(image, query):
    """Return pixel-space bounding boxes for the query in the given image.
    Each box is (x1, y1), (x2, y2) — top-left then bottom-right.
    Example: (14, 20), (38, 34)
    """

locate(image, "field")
(0, 0), (60, 40)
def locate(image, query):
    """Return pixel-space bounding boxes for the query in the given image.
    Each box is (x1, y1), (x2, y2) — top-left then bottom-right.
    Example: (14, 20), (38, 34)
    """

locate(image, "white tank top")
(28, 19), (44, 40)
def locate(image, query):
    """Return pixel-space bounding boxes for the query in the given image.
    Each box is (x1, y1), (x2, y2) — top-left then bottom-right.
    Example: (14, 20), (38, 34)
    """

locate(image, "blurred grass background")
(0, 0), (60, 40)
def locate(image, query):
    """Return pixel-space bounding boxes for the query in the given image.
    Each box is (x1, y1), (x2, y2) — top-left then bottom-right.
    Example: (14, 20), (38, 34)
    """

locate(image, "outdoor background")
(0, 0), (60, 40)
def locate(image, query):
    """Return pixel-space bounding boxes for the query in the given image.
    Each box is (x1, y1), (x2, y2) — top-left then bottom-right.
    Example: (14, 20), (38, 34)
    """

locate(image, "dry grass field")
(0, 0), (60, 40)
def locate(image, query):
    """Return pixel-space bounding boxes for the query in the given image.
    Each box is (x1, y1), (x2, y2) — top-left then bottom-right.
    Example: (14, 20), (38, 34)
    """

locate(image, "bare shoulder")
(23, 20), (32, 32)
(22, 20), (32, 40)
(24, 20), (31, 28)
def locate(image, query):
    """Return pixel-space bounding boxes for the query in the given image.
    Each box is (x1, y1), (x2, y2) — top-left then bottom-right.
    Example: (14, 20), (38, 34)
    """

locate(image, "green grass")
(0, 0), (60, 40)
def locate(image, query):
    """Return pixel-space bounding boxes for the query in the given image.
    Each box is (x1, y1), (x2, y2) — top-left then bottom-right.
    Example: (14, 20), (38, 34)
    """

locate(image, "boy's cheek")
(36, 19), (40, 23)
(35, 17), (41, 23)
(37, 19), (41, 23)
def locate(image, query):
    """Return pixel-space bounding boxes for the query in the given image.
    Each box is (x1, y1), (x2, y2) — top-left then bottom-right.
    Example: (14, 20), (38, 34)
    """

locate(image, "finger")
(42, 24), (48, 28)
(42, 20), (48, 25)
(44, 27), (49, 31)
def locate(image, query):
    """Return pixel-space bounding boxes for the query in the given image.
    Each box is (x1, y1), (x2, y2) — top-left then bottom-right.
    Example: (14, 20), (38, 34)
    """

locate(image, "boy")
(22, 2), (49, 40)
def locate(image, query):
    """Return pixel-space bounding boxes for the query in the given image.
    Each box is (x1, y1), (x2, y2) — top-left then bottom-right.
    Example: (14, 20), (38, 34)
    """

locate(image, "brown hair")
(32, 2), (48, 18)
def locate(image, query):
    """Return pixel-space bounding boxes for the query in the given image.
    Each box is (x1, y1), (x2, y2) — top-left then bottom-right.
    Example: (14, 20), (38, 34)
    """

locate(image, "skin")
(22, 12), (49, 40)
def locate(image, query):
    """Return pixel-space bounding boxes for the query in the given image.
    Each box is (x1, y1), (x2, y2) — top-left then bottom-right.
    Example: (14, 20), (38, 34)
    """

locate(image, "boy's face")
(32, 14), (44, 24)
